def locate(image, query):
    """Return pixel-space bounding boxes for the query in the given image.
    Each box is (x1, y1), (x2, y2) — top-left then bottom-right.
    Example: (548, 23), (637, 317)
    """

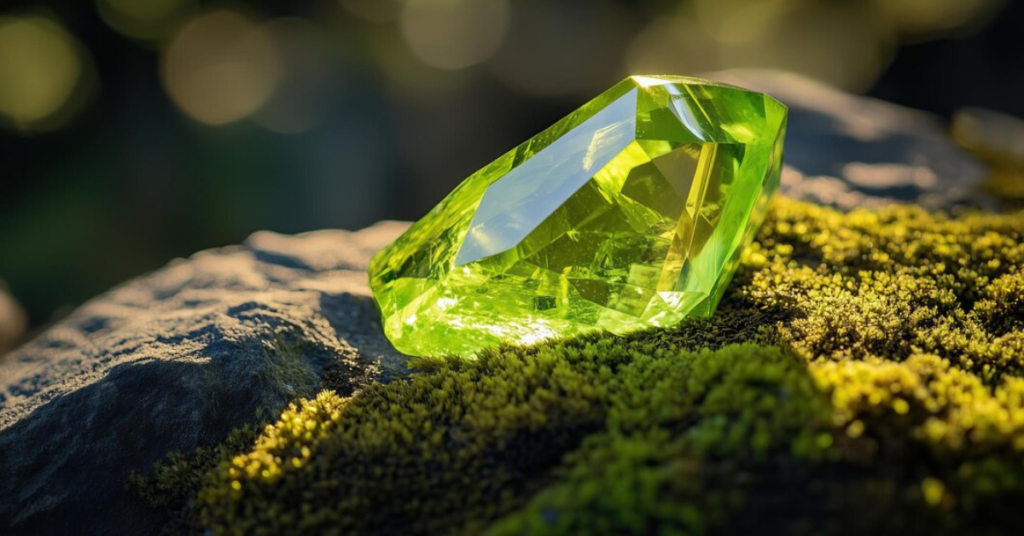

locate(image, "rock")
(0, 283), (27, 356)
(951, 107), (1024, 207)
(952, 107), (1024, 166)
(0, 222), (409, 535)
(707, 69), (993, 210)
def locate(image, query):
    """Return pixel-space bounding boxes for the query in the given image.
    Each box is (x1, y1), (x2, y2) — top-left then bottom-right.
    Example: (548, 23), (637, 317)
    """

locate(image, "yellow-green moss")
(131, 423), (264, 534)
(142, 198), (1024, 535)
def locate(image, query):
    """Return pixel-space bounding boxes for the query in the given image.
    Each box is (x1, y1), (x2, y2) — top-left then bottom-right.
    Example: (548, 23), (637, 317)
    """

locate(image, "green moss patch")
(140, 198), (1024, 535)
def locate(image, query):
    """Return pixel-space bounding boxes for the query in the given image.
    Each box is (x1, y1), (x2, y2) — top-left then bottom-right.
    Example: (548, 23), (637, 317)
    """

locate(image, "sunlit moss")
(141, 198), (1024, 535)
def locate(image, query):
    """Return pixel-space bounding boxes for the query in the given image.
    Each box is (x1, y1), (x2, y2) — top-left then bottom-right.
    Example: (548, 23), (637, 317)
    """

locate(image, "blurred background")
(0, 0), (1022, 330)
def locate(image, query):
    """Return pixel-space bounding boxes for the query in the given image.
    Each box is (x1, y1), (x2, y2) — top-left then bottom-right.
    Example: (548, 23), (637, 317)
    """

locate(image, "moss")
(141, 198), (1024, 535)
(130, 424), (264, 534)
(258, 333), (323, 398)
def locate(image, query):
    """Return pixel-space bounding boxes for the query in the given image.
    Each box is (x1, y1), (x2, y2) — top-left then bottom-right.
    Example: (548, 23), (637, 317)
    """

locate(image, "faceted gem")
(370, 75), (787, 357)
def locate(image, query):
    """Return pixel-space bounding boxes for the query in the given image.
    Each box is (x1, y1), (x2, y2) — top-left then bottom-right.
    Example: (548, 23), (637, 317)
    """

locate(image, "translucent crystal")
(370, 75), (787, 357)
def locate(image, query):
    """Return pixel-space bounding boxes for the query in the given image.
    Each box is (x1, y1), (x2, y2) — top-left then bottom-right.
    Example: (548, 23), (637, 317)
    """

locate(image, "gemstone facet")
(370, 75), (787, 357)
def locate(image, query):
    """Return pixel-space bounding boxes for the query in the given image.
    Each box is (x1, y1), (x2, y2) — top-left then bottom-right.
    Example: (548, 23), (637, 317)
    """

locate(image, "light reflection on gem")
(371, 76), (786, 357)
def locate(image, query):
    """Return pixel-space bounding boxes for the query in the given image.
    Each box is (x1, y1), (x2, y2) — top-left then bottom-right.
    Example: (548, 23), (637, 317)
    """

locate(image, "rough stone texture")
(708, 69), (993, 211)
(0, 282), (27, 356)
(0, 74), (1003, 536)
(0, 223), (408, 535)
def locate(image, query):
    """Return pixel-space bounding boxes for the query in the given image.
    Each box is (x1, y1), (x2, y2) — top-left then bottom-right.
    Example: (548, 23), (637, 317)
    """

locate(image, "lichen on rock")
(141, 197), (1024, 536)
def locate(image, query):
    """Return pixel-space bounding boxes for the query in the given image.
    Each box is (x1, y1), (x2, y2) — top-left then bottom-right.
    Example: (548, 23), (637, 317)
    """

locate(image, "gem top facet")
(370, 75), (787, 357)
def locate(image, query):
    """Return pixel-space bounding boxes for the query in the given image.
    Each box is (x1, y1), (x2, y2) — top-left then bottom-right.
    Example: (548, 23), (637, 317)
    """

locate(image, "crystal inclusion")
(370, 75), (787, 357)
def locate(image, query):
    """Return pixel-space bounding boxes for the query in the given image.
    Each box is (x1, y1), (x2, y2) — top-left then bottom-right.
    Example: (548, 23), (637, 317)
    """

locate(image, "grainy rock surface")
(0, 74), (1003, 536)
(0, 223), (408, 535)
(0, 282), (26, 356)
(708, 69), (992, 210)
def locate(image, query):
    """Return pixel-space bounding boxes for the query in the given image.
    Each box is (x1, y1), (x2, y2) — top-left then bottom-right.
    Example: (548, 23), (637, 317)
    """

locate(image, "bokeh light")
(0, 16), (93, 131)
(253, 18), (332, 134)
(488, 1), (631, 97)
(694, 0), (791, 45)
(716, 1), (893, 90)
(369, 28), (473, 102)
(627, 1), (892, 91)
(96, 0), (195, 40)
(161, 10), (282, 126)
(399, 0), (510, 70)
(338, 0), (403, 23)
(627, 15), (721, 80)
(1, 0), (1021, 330)
(878, 0), (1003, 39)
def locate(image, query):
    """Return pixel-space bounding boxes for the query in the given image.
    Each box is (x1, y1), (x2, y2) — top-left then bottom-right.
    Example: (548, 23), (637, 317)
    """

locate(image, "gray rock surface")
(0, 73), (1002, 536)
(708, 69), (993, 210)
(0, 282), (27, 356)
(0, 222), (409, 535)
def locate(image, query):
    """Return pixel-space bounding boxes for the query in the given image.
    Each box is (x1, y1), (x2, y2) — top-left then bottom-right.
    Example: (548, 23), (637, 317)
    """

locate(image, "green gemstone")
(370, 75), (787, 357)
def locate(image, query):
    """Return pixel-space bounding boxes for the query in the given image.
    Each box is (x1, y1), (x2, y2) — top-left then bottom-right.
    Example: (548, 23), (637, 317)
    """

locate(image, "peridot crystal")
(370, 75), (787, 357)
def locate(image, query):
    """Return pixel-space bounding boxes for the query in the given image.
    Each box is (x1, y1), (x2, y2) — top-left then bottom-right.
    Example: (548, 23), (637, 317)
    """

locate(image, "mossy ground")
(135, 197), (1024, 535)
